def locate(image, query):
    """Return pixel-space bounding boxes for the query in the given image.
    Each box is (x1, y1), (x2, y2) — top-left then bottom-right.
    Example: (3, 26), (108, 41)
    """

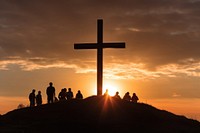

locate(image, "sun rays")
(103, 83), (119, 96)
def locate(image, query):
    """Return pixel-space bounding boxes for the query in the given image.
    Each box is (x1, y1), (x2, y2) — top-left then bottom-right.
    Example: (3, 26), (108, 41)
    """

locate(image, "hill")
(0, 95), (200, 133)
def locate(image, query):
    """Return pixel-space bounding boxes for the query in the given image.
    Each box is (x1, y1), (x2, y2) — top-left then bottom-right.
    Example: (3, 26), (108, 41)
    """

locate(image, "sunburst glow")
(103, 83), (118, 96)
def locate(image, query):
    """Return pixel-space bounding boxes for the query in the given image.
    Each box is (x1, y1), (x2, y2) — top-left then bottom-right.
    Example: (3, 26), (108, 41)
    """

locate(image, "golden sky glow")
(0, 0), (200, 121)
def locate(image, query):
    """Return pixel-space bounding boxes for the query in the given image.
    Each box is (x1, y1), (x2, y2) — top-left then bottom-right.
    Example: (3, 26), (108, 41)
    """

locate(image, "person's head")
(116, 91), (119, 95)
(38, 91), (41, 94)
(78, 90), (81, 93)
(68, 88), (71, 91)
(32, 89), (36, 93)
(49, 82), (53, 86)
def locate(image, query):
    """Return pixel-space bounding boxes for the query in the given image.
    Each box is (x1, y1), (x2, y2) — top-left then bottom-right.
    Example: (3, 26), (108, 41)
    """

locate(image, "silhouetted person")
(104, 89), (109, 96)
(46, 82), (55, 103)
(113, 91), (121, 99)
(58, 88), (67, 101)
(123, 92), (131, 102)
(131, 93), (139, 103)
(75, 90), (83, 99)
(29, 89), (36, 107)
(66, 88), (73, 100)
(36, 91), (42, 106)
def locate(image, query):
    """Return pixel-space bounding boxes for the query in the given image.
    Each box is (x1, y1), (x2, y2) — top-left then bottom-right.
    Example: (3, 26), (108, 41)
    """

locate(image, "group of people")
(29, 89), (42, 107)
(29, 82), (139, 107)
(104, 89), (139, 103)
(58, 88), (83, 101)
(28, 82), (83, 107)
(122, 92), (139, 103)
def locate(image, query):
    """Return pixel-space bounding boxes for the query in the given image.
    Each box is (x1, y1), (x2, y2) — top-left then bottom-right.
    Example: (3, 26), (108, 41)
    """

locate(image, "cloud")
(103, 59), (200, 80)
(0, 0), (200, 73)
(172, 92), (181, 97)
(1, 56), (200, 80)
(0, 56), (77, 71)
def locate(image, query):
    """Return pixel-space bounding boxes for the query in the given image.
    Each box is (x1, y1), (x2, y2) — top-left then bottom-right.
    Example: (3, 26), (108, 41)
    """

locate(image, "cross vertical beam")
(97, 19), (103, 96)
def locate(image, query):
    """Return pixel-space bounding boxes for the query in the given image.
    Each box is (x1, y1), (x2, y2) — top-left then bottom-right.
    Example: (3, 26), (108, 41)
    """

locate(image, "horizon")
(1, 95), (200, 133)
(1, 93), (200, 121)
(0, 0), (200, 122)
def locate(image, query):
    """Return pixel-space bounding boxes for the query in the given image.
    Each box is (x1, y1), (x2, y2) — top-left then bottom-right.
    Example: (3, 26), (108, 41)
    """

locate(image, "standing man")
(46, 82), (55, 104)
(66, 88), (73, 100)
(36, 90), (42, 106)
(29, 89), (36, 107)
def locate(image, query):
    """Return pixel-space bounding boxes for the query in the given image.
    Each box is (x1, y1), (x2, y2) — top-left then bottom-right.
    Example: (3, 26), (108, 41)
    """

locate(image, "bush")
(17, 104), (25, 109)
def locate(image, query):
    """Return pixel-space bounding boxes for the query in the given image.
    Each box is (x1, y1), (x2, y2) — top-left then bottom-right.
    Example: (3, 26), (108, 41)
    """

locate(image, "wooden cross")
(74, 19), (125, 96)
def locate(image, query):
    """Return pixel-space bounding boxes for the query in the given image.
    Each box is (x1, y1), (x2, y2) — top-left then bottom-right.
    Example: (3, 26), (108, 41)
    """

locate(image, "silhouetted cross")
(74, 19), (125, 96)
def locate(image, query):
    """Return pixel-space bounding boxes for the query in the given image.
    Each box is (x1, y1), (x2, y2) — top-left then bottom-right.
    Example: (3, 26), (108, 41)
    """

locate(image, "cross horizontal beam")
(74, 42), (125, 49)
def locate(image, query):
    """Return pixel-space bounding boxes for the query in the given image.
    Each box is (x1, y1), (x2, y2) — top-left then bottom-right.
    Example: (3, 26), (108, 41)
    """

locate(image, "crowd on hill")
(28, 82), (83, 107)
(28, 82), (139, 107)
(105, 89), (139, 103)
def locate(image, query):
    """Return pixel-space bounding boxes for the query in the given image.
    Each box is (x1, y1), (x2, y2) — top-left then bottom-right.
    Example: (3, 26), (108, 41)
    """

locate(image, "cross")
(74, 19), (125, 96)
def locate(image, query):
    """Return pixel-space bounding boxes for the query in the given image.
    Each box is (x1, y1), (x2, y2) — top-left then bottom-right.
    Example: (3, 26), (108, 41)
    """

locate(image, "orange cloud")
(1, 57), (200, 80)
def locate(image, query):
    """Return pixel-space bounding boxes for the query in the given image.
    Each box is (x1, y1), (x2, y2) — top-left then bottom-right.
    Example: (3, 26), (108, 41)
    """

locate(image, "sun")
(103, 83), (118, 96)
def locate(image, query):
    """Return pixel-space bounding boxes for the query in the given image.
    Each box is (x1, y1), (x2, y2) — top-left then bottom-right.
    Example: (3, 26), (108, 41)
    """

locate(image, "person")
(122, 92), (131, 102)
(131, 93), (139, 103)
(36, 91), (42, 106)
(66, 88), (73, 100)
(75, 90), (83, 99)
(29, 89), (36, 107)
(113, 91), (121, 99)
(104, 89), (109, 96)
(46, 82), (55, 103)
(58, 88), (67, 101)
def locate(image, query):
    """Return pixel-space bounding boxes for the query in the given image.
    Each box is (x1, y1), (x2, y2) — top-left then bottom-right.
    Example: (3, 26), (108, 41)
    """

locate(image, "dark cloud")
(0, 0), (200, 69)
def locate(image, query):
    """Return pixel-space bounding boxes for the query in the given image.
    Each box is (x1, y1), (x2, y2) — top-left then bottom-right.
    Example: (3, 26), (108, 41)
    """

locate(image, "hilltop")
(0, 96), (200, 133)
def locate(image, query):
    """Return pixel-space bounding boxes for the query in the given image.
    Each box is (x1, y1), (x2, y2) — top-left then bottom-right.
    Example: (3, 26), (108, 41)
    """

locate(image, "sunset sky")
(0, 0), (200, 120)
